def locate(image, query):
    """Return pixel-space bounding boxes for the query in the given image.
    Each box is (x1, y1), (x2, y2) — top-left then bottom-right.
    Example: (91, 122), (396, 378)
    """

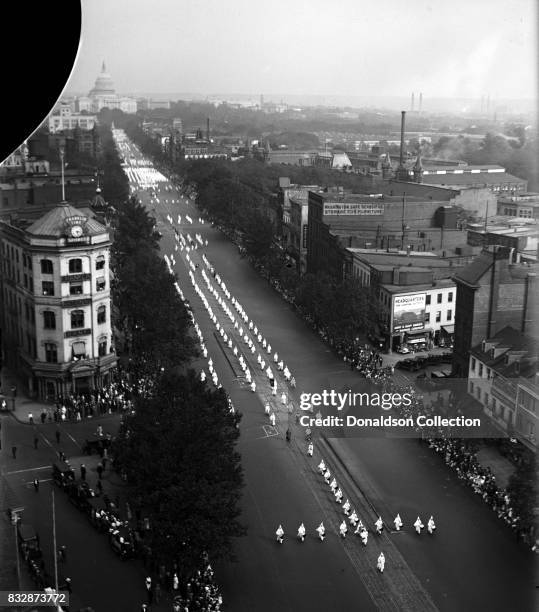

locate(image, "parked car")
(52, 461), (75, 489)
(397, 359), (422, 371)
(396, 346), (410, 354)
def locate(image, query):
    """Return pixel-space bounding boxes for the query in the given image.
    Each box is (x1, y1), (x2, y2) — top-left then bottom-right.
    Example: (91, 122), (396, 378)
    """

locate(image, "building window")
(437, 293), (443, 304)
(435, 311), (441, 323)
(98, 339), (107, 356)
(471, 358), (476, 372)
(43, 311), (56, 330)
(70, 282), (83, 295)
(97, 305), (106, 324)
(448, 292), (453, 303)
(68, 258), (82, 274)
(96, 255), (105, 270)
(476, 386), (481, 399)
(71, 310), (84, 328)
(72, 341), (86, 360)
(42, 281), (54, 296)
(45, 343), (58, 363)
(96, 277), (106, 292)
(426, 295), (431, 305)
(41, 259), (53, 274)
(447, 310), (452, 321)
(469, 381), (474, 394)
(478, 363), (483, 377)
(425, 313), (430, 323)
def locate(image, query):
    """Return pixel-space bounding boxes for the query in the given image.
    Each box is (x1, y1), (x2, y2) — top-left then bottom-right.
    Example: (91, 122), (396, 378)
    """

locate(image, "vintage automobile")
(83, 434), (113, 456)
(52, 461), (76, 489)
(66, 480), (96, 513)
(17, 523), (42, 562)
(109, 525), (136, 559)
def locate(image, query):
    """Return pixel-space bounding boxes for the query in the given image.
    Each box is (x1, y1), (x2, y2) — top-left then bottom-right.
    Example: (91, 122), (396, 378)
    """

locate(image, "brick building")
(452, 246), (539, 376)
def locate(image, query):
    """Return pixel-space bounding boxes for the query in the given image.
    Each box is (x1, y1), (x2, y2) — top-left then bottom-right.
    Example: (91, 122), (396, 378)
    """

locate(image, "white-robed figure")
(394, 514), (403, 531)
(283, 366), (291, 381)
(349, 510), (359, 527)
(342, 499), (351, 515)
(250, 381), (256, 393)
(318, 459), (326, 474)
(297, 523), (306, 542)
(360, 527), (368, 546)
(278, 360), (284, 371)
(323, 469), (331, 484)
(339, 520), (348, 538)
(200, 370), (206, 382)
(276, 525), (284, 544)
(427, 516), (436, 534)
(265, 403), (271, 415)
(377, 552), (385, 573)
(272, 382), (277, 396)
(269, 412), (276, 427)
(335, 488), (343, 504)
(281, 392), (287, 406)
(330, 477), (338, 493)
(267, 343), (272, 354)
(307, 442), (314, 457)
(316, 522), (326, 541)
(354, 519), (364, 535)
(414, 516), (424, 534)
(274, 352), (279, 363)
(246, 371), (252, 384)
(375, 516), (384, 535)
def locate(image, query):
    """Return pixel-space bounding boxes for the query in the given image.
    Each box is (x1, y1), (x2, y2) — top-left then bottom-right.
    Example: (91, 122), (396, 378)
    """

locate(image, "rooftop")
(25, 202), (106, 238)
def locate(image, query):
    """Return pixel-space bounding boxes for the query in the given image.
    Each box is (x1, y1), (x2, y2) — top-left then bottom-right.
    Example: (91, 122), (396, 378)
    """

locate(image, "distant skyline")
(67, 0), (537, 104)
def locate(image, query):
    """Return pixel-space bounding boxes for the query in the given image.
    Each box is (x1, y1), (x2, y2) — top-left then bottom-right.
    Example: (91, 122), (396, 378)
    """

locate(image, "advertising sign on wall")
(393, 293), (426, 332)
(323, 201), (384, 216)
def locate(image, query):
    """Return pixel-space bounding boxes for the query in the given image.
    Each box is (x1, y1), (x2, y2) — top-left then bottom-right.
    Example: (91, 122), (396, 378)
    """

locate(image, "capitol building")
(75, 62), (137, 114)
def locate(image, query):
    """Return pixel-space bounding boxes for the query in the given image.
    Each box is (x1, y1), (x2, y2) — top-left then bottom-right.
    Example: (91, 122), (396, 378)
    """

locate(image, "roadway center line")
(4, 465), (51, 475)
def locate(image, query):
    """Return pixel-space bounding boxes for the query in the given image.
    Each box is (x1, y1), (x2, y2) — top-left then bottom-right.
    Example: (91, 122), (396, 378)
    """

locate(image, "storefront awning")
(408, 337), (426, 344)
(441, 325), (455, 334)
(405, 329), (427, 336)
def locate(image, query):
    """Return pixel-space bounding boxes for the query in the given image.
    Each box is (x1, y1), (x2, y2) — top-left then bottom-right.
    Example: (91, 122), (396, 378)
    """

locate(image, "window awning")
(441, 325), (455, 334)
(72, 342), (86, 356)
(405, 329), (427, 337)
(408, 337), (427, 344)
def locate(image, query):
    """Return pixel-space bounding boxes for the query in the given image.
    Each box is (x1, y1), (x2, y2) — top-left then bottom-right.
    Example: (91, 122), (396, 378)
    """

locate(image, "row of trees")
(97, 126), (245, 578)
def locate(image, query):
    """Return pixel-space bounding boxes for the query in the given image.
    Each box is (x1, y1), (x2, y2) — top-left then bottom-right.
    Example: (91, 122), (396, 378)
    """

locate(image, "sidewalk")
(0, 367), (53, 425)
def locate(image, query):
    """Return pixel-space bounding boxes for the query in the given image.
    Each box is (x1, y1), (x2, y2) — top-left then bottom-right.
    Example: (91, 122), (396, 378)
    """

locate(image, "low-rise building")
(48, 103), (97, 133)
(497, 193), (539, 219)
(453, 246), (539, 376)
(468, 326), (538, 451)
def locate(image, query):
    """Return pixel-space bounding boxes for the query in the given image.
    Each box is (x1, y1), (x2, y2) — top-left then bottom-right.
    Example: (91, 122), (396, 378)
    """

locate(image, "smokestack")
(399, 111), (406, 167)
(411, 92), (415, 112)
(419, 92), (423, 113)
(206, 117), (210, 142)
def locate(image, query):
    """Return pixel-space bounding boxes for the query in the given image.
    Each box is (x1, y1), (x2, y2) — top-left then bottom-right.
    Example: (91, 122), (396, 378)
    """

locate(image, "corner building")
(0, 202), (116, 400)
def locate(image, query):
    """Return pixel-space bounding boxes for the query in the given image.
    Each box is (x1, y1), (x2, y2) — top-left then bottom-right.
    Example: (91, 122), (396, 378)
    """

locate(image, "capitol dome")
(89, 61), (116, 96)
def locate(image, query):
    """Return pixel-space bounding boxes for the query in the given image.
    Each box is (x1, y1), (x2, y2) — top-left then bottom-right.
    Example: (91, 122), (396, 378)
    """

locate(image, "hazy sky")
(66, 0), (537, 100)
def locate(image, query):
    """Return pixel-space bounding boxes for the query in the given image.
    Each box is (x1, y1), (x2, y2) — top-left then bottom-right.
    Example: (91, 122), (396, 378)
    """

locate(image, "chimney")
(206, 117), (210, 142)
(411, 92), (415, 111)
(419, 92), (423, 113)
(399, 111), (406, 168)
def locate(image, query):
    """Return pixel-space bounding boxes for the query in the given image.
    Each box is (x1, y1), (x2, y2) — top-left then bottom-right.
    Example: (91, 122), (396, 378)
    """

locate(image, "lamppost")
(59, 139), (66, 202)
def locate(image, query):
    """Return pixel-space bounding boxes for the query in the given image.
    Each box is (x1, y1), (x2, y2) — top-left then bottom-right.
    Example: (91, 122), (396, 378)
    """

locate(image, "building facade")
(452, 245), (539, 376)
(468, 327), (538, 451)
(0, 202), (116, 400)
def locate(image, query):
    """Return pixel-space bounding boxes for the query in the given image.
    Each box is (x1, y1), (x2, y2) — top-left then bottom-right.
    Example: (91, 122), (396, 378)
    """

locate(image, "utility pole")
(52, 490), (59, 592)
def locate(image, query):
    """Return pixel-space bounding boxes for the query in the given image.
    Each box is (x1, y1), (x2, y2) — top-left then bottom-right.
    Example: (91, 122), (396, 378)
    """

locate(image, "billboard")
(393, 293), (426, 332)
(323, 201), (384, 216)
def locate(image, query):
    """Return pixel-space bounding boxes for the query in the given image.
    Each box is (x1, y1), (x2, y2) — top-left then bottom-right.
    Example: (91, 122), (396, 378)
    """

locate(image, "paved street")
(117, 134), (534, 612)
(0, 412), (175, 611)
(2, 132), (532, 612)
